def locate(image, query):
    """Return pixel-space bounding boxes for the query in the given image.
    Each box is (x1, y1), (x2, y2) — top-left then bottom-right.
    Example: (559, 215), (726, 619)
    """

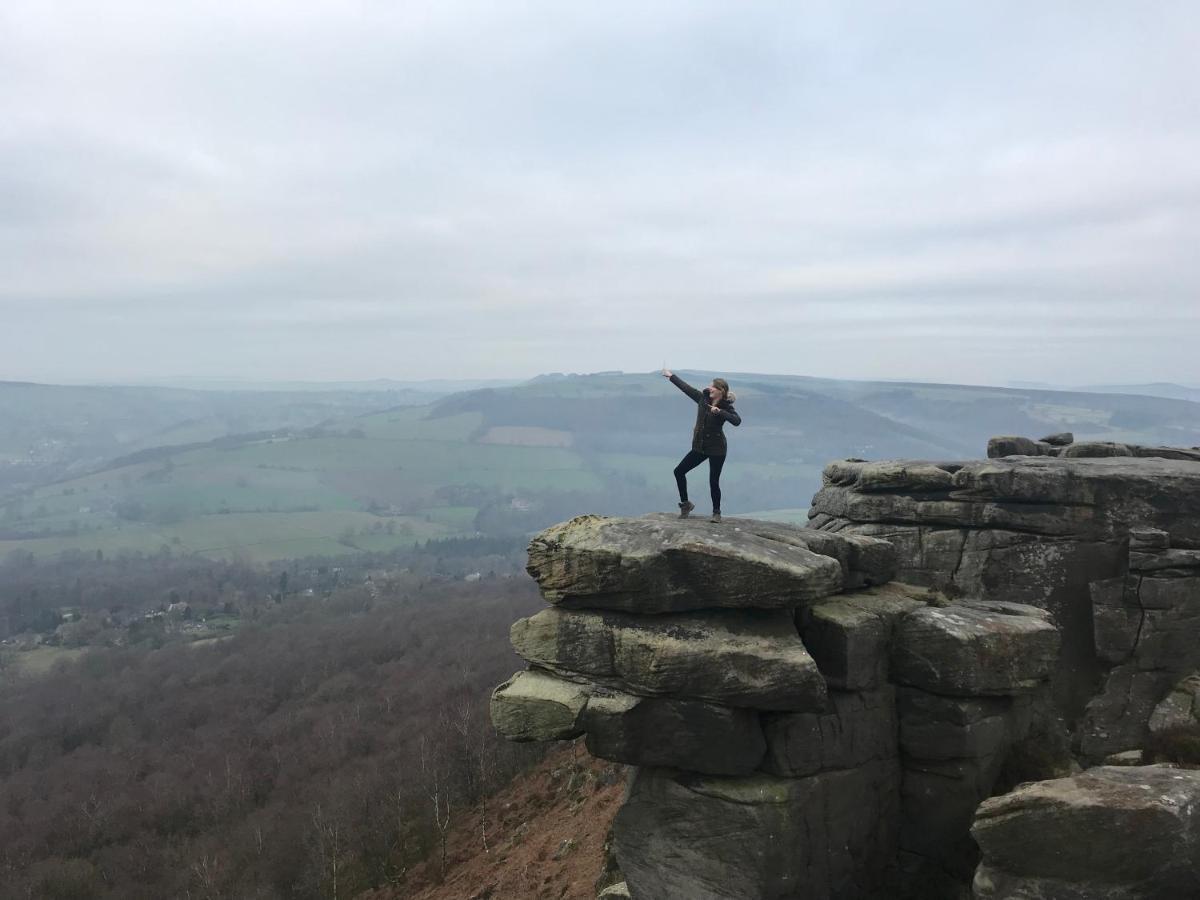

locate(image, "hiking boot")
(678, 501), (695, 519)
(710, 511), (722, 523)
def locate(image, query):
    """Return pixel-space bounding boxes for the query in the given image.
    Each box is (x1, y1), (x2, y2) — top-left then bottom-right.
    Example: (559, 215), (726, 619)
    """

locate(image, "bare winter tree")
(391, 776), (410, 885)
(477, 722), (497, 854)
(310, 802), (343, 900)
(419, 735), (452, 880)
(189, 852), (223, 900)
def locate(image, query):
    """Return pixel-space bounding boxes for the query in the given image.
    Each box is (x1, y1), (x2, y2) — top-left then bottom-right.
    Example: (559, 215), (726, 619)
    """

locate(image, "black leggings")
(674, 450), (726, 512)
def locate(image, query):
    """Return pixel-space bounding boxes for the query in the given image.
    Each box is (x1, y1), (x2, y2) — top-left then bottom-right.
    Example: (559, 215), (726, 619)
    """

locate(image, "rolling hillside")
(3, 371), (1199, 563)
(0, 379), (513, 499)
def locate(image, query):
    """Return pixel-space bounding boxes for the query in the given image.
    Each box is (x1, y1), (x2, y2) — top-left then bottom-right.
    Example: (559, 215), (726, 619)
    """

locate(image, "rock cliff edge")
(491, 435), (1200, 899)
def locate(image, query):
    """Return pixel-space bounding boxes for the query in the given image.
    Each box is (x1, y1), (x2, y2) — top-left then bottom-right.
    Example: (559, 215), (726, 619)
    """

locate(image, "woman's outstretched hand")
(662, 368), (673, 378)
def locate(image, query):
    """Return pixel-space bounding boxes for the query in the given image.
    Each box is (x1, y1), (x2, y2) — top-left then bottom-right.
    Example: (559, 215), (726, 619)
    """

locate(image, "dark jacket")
(670, 374), (742, 456)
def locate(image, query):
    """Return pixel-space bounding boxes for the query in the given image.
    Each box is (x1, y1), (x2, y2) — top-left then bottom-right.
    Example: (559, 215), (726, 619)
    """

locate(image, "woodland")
(0, 566), (543, 899)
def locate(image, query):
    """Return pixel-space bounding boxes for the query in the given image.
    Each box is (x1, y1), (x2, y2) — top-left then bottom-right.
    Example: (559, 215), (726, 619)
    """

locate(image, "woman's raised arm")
(663, 370), (703, 403)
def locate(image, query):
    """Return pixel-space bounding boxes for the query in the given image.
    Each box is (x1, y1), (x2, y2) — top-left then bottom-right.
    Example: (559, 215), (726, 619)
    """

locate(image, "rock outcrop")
(489, 435), (1200, 899)
(492, 513), (1061, 898)
(805, 436), (1200, 895)
(986, 434), (1200, 462)
(809, 446), (1200, 740)
(972, 766), (1200, 899)
(490, 669), (588, 741)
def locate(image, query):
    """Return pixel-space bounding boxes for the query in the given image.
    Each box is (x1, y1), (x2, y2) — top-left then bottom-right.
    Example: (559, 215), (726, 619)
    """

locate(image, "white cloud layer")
(2, 0), (1198, 384)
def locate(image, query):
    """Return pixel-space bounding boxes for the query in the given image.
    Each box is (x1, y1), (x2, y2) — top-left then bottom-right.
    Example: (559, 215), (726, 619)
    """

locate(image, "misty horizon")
(4, 2), (1199, 385)
(6, 371), (1200, 399)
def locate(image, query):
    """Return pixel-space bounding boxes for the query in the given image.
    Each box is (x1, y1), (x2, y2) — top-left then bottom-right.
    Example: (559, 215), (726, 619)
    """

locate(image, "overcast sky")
(2, 1), (1198, 386)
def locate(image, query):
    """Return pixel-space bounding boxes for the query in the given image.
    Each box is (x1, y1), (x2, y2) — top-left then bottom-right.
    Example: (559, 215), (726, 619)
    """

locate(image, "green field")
(3, 508), (453, 563)
(0, 396), (818, 562)
(594, 452), (817, 484)
(0, 406), (608, 562)
(9, 646), (87, 677)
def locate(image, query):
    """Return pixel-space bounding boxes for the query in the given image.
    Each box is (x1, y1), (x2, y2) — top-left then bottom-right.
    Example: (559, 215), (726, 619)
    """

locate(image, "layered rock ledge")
(809, 443), (1200, 740)
(804, 437), (1200, 896)
(509, 606), (828, 711)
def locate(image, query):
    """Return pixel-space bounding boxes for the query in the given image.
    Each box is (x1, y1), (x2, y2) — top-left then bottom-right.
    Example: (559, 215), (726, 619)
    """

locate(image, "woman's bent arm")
(715, 405), (741, 426)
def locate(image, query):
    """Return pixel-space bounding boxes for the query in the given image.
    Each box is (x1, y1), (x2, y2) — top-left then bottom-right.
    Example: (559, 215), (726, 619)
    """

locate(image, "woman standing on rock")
(662, 369), (741, 523)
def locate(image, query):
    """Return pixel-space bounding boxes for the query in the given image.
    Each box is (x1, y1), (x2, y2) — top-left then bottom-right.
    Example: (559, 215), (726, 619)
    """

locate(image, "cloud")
(1, 0), (1198, 384)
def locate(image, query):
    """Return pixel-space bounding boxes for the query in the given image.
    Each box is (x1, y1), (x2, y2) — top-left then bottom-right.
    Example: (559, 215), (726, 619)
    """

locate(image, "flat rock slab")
(988, 436), (1055, 458)
(510, 606), (828, 711)
(715, 516), (898, 591)
(1040, 432), (1074, 446)
(1129, 526), (1170, 550)
(1129, 546), (1200, 573)
(525, 514), (891, 613)
(823, 459), (959, 493)
(891, 600), (1060, 696)
(1133, 445), (1200, 462)
(581, 689), (766, 775)
(490, 669), (589, 741)
(614, 761), (900, 900)
(972, 766), (1200, 898)
(1059, 441), (1134, 458)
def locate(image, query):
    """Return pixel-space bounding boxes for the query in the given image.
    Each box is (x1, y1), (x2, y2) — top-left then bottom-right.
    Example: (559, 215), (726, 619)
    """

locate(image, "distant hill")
(1075, 383), (1200, 404)
(0, 380), (496, 498)
(442, 369), (1200, 460)
(3, 371), (1199, 563)
(122, 376), (525, 393)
